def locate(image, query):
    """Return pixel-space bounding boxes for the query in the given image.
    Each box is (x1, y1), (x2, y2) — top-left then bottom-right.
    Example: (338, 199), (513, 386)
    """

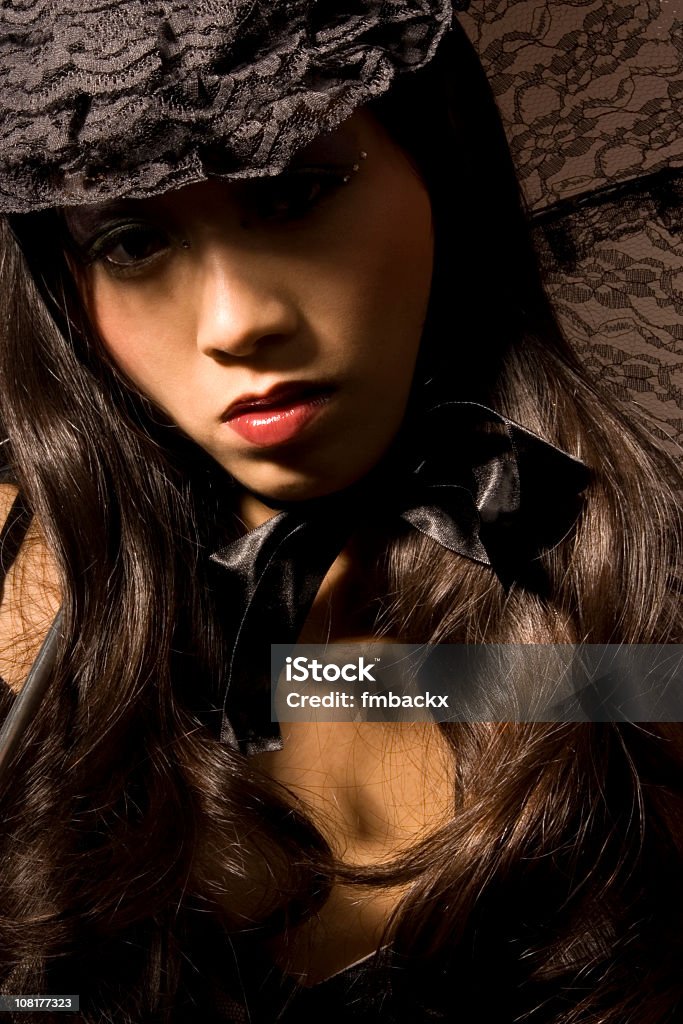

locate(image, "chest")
(249, 720), (455, 984)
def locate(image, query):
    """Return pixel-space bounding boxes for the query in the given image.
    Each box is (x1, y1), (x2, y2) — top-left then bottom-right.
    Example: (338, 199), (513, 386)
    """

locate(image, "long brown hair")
(0, 22), (681, 1023)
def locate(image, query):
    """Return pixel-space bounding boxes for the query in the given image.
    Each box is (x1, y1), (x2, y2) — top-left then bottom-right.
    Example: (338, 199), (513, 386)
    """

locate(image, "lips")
(223, 380), (333, 420)
(222, 380), (335, 446)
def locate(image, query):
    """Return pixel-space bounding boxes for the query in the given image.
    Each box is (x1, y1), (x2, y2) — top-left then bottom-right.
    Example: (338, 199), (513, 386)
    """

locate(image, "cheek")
(87, 273), (193, 393)
(372, 202), (433, 331)
(341, 179), (434, 377)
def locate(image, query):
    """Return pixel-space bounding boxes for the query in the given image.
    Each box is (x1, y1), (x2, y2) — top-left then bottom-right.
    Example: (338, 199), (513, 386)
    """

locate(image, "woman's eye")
(98, 226), (169, 268)
(82, 223), (171, 274)
(246, 169), (351, 222)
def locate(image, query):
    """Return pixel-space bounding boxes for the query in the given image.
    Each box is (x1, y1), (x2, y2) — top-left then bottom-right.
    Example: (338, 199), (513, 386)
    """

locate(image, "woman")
(0, 2), (681, 1022)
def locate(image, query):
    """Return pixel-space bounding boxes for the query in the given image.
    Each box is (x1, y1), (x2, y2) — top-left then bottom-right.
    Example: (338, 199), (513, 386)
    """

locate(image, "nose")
(194, 247), (299, 359)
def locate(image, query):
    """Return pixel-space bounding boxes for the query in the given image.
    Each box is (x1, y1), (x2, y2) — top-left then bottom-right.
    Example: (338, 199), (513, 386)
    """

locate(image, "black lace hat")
(0, 0), (452, 213)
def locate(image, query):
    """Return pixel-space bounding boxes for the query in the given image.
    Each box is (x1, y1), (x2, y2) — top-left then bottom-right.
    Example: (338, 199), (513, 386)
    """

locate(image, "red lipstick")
(222, 381), (334, 446)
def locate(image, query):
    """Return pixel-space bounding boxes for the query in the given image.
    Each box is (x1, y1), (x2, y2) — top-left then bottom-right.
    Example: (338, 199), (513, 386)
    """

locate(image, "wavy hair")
(0, 21), (681, 1024)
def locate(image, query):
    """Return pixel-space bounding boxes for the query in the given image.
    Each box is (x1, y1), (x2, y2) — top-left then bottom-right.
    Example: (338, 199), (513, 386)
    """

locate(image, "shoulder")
(0, 483), (61, 694)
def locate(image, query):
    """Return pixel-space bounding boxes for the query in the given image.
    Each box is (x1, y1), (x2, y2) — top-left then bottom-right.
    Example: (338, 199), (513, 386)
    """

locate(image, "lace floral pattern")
(461, 1), (683, 455)
(0, 0), (451, 212)
(461, 1), (683, 210)
(533, 173), (683, 451)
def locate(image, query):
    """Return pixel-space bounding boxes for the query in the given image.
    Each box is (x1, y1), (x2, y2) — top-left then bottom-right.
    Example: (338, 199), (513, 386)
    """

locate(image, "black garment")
(200, 941), (472, 1024)
(209, 947), (402, 1024)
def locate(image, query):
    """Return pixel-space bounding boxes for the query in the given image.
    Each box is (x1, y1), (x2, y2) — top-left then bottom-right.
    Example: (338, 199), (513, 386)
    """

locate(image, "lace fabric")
(533, 172), (683, 454)
(0, 0), (451, 212)
(460, 0), (683, 456)
(460, 1), (683, 212)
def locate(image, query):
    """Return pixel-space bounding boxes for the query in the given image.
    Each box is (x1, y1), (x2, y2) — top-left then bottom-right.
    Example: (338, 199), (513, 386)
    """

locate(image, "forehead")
(61, 111), (372, 241)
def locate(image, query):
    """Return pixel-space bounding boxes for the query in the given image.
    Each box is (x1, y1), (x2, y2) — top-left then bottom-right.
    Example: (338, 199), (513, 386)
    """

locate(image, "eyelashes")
(73, 164), (358, 279)
(81, 220), (169, 274)
(243, 165), (354, 221)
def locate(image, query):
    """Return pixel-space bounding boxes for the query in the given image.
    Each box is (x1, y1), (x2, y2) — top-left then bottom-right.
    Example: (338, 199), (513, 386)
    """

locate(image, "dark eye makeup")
(64, 162), (359, 279)
(79, 219), (170, 271)
(240, 164), (355, 222)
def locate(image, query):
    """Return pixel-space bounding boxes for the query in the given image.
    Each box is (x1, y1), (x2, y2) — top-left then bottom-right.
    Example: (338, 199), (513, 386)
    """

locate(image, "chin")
(235, 461), (371, 506)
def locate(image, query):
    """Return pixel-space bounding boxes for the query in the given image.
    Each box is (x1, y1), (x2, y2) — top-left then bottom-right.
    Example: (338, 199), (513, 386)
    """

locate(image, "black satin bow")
(208, 401), (590, 753)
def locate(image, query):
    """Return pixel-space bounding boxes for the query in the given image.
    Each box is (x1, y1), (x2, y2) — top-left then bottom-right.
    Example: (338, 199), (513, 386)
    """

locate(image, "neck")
(237, 489), (280, 531)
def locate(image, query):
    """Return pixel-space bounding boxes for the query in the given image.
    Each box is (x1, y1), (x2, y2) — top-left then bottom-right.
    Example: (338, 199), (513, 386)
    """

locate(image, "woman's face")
(64, 111), (433, 506)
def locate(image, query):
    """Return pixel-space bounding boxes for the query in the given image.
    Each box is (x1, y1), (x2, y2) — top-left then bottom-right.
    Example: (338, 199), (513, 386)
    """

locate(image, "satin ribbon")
(209, 401), (590, 753)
